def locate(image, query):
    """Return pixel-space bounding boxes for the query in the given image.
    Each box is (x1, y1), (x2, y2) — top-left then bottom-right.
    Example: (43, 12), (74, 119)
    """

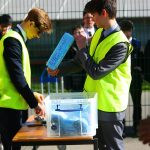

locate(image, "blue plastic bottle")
(46, 32), (74, 70)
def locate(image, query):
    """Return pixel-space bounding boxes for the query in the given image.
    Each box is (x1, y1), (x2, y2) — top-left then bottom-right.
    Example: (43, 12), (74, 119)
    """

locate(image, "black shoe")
(131, 126), (138, 137)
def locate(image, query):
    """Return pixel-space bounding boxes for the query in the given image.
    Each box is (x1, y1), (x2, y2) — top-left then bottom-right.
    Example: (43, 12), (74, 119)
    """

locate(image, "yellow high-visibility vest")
(84, 28), (132, 112)
(0, 30), (31, 110)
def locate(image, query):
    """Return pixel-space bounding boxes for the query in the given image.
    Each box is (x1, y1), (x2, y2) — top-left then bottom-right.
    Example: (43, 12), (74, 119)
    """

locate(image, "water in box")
(44, 92), (98, 137)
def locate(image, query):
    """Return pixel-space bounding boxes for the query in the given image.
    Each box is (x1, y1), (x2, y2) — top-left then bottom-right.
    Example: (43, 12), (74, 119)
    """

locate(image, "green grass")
(31, 79), (150, 94)
(142, 80), (150, 91)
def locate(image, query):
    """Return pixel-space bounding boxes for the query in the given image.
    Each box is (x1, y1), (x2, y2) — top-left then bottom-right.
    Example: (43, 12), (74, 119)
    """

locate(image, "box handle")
(55, 104), (83, 112)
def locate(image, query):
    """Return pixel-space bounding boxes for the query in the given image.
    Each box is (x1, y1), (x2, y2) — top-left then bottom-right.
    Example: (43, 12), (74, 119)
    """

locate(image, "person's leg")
(94, 121), (107, 150)
(130, 89), (142, 133)
(130, 73), (142, 134)
(99, 120), (124, 150)
(122, 119), (126, 138)
(0, 108), (22, 150)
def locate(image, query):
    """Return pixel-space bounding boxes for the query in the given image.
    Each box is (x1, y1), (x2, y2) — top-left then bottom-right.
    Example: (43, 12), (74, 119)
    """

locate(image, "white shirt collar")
(17, 24), (27, 42)
(84, 27), (95, 37)
(129, 37), (132, 43)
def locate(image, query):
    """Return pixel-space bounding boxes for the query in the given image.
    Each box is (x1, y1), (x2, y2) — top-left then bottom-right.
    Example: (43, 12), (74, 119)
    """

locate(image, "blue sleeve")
(132, 38), (141, 49)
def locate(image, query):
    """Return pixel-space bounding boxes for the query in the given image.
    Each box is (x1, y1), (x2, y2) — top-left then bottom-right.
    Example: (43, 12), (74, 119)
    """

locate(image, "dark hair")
(0, 14), (12, 26)
(71, 24), (83, 34)
(119, 20), (134, 31)
(84, 0), (117, 18)
(83, 11), (87, 17)
(83, 10), (90, 17)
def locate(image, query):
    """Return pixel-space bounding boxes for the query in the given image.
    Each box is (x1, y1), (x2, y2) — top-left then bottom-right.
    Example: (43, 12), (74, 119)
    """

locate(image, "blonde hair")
(24, 8), (52, 33)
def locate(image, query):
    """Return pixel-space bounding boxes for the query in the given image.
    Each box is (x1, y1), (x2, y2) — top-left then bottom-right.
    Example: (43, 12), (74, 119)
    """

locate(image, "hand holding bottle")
(47, 68), (59, 76)
(74, 31), (87, 50)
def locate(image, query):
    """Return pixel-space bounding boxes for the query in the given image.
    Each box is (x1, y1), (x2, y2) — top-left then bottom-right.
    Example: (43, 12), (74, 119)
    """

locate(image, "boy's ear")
(101, 9), (108, 17)
(29, 20), (35, 27)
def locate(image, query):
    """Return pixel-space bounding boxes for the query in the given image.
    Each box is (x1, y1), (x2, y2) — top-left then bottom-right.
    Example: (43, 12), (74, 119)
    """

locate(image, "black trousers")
(94, 120), (124, 150)
(21, 110), (28, 123)
(130, 70), (143, 131)
(0, 108), (22, 150)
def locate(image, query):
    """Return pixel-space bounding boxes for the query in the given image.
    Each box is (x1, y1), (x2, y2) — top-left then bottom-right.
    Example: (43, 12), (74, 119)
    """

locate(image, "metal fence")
(1, 0), (150, 127)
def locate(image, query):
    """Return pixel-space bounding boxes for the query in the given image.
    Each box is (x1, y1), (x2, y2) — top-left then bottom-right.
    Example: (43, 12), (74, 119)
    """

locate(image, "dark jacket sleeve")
(57, 41), (82, 76)
(131, 38), (144, 72)
(58, 59), (83, 76)
(74, 42), (129, 80)
(3, 37), (38, 108)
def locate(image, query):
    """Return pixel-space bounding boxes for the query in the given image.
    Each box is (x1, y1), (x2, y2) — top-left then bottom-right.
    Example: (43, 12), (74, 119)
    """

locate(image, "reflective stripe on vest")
(84, 28), (132, 112)
(0, 30), (31, 110)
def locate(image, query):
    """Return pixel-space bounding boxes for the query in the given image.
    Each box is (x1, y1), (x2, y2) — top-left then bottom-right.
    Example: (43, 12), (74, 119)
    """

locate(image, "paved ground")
(124, 137), (149, 150)
(22, 137), (150, 150)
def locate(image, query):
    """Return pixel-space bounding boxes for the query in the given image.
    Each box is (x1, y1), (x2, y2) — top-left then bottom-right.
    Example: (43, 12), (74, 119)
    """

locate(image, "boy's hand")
(34, 92), (44, 103)
(47, 67), (59, 76)
(74, 32), (87, 50)
(34, 102), (46, 116)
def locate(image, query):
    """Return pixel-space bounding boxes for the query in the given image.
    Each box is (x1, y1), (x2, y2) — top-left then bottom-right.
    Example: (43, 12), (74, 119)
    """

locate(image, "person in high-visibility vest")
(0, 14), (30, 124)
(47, 0), (133, 149)
(0, 8), (52, 150)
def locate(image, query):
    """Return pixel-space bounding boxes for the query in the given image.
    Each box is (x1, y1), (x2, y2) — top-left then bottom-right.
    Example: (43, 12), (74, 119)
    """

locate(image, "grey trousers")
(95, 120), (124, 150)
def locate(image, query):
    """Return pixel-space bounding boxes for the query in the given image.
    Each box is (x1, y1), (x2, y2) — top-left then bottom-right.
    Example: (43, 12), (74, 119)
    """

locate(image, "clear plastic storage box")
(44, 92), (98, 137)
